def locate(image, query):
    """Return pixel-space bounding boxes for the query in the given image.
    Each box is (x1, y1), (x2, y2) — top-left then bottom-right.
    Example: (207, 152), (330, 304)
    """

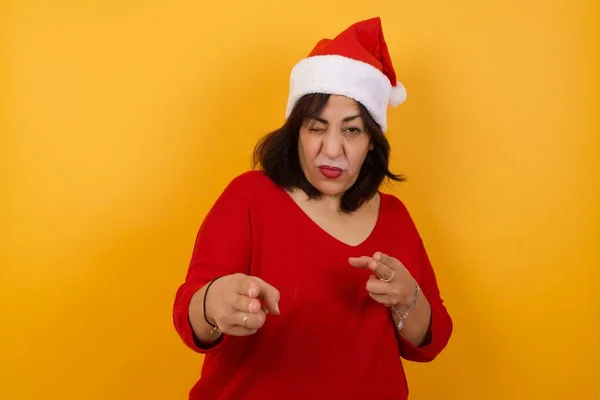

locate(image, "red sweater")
(173, 170), (453, 399)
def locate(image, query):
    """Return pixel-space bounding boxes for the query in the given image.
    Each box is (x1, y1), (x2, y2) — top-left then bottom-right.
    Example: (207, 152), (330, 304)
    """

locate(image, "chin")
(310, 176), (351, 197)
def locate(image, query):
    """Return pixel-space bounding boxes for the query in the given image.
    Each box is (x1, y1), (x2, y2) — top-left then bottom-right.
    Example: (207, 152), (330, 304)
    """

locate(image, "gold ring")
(243, 313), (248, 328)
(380, 270), (394, 283)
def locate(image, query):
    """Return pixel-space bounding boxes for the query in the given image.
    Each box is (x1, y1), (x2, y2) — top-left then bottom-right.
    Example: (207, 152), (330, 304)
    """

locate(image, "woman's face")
(298, 95), (373, 198)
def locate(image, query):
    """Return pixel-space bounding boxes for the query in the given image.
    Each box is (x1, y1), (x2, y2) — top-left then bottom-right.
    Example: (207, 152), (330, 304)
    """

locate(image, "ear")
(369, 141), (374, 151)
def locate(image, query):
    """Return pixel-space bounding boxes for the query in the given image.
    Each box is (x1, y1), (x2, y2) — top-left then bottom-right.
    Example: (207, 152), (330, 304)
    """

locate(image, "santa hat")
(285, 17), (406, 132)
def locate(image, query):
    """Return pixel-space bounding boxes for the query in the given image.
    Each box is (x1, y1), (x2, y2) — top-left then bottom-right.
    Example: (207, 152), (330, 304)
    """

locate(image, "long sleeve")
(172, 173), (254, 353)
(397, 237), (453, 362)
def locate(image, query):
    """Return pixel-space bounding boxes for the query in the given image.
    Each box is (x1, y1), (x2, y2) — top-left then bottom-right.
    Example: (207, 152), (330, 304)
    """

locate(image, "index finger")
(234, 277), (275, 315)
(373, 252), (407, 272)
(349, 256), (393, 281)
(237, 276), (281, 315)
(252, 277), (281, 315)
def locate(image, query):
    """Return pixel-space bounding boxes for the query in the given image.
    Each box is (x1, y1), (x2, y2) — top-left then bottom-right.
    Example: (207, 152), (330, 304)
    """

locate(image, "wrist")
(204, 295), (217, 327)
(188, 285), (221, 345)
(203, 277), (223, 330)
(393, 279), (420, 310)
(391, 281), (421, 330)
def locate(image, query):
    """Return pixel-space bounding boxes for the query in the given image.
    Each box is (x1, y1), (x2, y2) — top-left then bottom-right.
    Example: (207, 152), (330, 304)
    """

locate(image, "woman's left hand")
(348, 252), (417, 308)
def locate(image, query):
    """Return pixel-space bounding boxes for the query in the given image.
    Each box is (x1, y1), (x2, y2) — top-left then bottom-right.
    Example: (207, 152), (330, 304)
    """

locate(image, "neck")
(288, 188), (343, 213)
(287, 188), (380, 216)
(316, 194), (343, 213)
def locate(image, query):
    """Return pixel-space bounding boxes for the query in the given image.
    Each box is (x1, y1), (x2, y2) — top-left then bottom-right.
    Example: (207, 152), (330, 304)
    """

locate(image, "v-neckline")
(278, 186), (386, 249)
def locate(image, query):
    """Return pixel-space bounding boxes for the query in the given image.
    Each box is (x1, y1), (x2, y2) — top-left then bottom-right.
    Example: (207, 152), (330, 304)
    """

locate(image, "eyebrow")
(311, 114), (361, 124)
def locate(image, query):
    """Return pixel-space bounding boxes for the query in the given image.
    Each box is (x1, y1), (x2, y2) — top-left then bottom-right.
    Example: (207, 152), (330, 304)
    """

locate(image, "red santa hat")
(285, 17), (406, 132)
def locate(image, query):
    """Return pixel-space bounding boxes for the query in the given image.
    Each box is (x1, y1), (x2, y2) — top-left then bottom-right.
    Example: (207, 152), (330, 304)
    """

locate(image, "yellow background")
(2, 1), (598, 399)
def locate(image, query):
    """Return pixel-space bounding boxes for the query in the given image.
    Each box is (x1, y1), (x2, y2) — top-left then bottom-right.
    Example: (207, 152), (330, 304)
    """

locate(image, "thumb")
(253, 277), (281, 315)
(348, 256), (375, 270)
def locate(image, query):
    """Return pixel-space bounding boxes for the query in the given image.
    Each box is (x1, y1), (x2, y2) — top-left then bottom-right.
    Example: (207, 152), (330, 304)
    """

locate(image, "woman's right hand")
(203, 273), (281, 337)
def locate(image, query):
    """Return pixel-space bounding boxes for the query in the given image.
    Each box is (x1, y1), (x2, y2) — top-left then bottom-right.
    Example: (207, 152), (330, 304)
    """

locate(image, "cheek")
(346, 142), (371, 171)
(298, 136), (319, 162)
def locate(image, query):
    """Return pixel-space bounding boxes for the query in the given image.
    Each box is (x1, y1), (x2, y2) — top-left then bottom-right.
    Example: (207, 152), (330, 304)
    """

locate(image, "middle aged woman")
(173, 16), (453, 400)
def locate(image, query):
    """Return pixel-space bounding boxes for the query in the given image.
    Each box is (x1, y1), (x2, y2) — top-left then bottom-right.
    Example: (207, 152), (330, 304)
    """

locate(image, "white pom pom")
(389, 83), (407, 107)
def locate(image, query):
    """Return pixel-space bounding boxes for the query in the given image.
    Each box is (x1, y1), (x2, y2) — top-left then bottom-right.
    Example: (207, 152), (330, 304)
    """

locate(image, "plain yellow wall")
(2, 1), (598, 399)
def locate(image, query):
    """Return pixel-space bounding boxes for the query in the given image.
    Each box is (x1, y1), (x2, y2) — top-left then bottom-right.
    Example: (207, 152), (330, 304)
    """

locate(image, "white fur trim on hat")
(285, 55), (406, 132)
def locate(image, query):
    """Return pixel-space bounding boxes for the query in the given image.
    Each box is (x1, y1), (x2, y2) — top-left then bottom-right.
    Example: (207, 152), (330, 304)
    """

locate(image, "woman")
(173, 16), (453, 399)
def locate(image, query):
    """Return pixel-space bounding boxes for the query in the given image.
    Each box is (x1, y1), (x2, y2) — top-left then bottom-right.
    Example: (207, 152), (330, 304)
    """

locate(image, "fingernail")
(374, 253), (381, 260)
(276, 303), (280, 314)
(248, 288), (257, 297)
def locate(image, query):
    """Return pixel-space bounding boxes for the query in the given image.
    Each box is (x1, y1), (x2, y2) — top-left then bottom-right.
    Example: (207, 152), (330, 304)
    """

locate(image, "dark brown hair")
(252, 93), (405, 213)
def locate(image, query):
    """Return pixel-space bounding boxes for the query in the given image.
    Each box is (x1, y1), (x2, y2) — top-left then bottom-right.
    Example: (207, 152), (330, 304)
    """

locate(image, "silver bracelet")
(391, 282), (420, 330)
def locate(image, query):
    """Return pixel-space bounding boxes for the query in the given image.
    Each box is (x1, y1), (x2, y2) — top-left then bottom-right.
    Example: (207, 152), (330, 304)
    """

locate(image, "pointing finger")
(349, 256), (393, 281)
(253, 277), (281, 315)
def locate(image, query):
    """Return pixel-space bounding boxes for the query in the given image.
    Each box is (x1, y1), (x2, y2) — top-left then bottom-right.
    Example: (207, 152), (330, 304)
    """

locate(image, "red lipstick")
(318, 165), (343, 179)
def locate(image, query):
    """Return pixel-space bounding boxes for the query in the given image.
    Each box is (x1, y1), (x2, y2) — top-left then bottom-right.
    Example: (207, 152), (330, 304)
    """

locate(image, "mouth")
(318, 165), (344, 179)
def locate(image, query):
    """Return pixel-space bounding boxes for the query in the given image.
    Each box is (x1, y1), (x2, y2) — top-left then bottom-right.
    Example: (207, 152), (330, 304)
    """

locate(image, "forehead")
(321, 95), (359, 114)
(309, 95), (361, 122)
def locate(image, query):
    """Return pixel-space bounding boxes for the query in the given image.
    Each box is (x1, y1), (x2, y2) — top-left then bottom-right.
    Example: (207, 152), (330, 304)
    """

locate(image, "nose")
(321, 130), (344, 158)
